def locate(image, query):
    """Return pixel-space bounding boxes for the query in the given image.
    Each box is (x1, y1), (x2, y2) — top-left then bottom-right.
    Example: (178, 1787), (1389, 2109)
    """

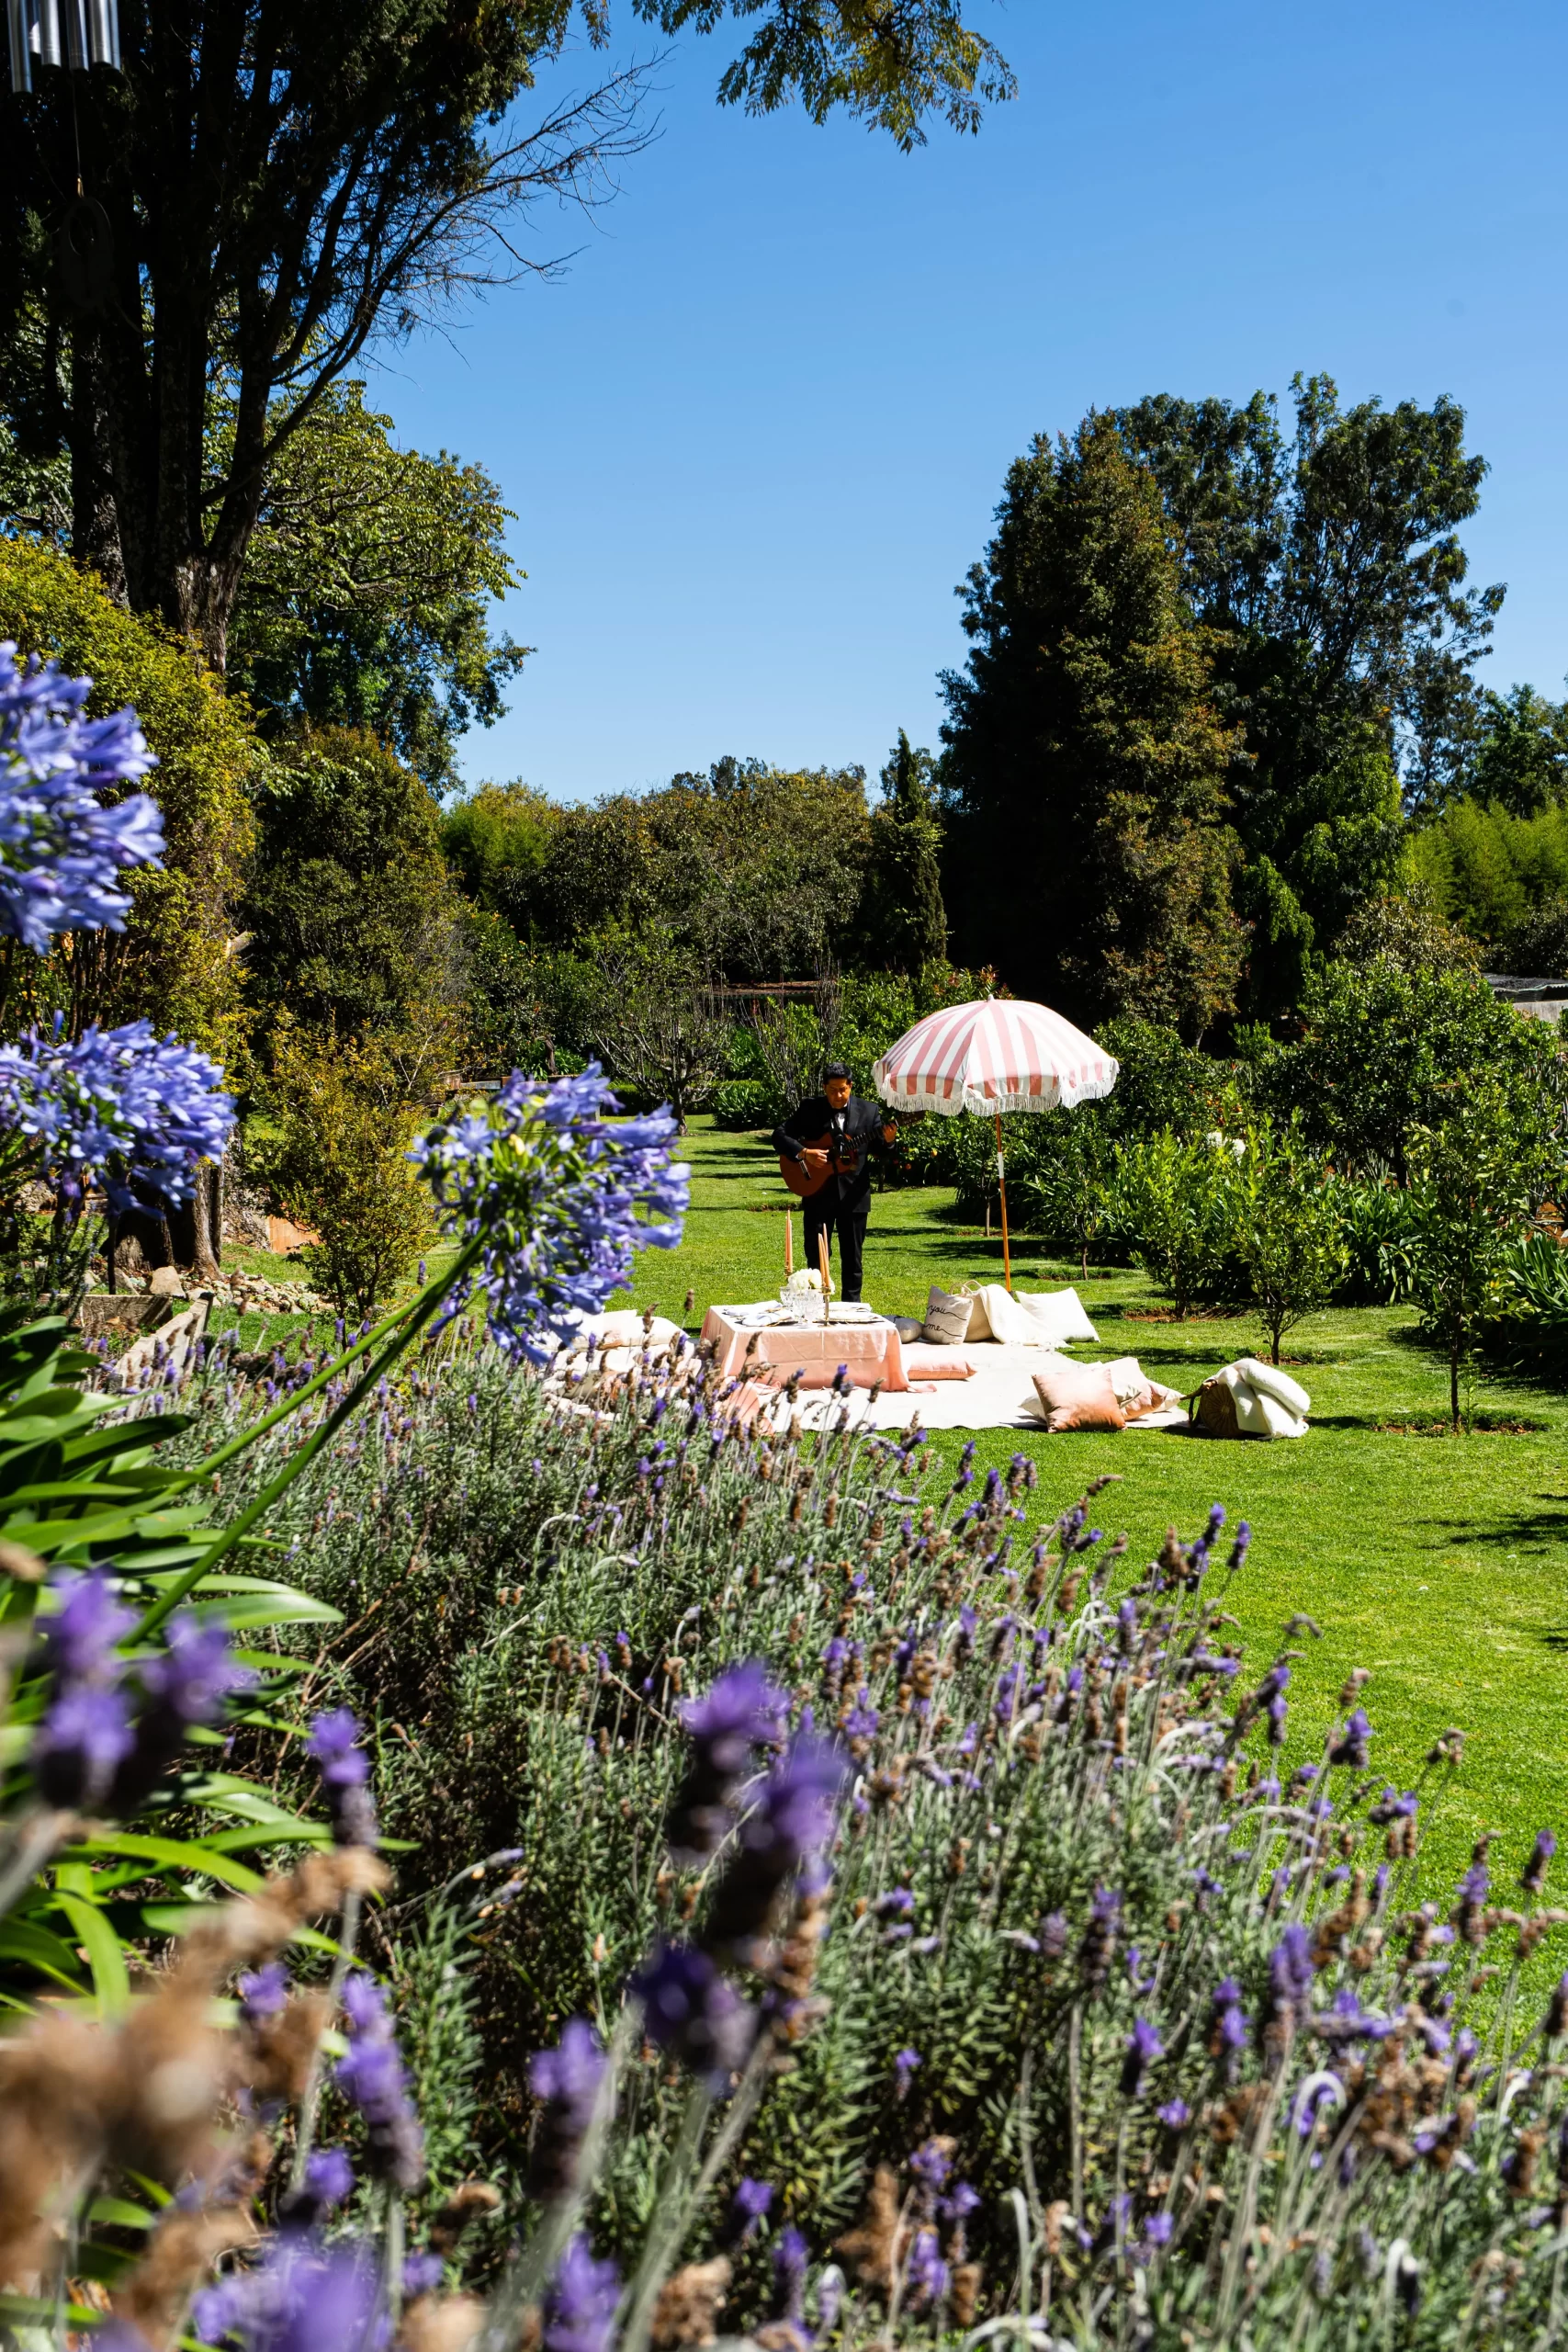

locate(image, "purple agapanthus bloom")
(528, 2018), (607, 2197)
(542, 2233), (621, 2352)
(306, 1708), (378, 1849)
(1121, 2016), (1164, 2097)
(410, 1064), (689, 1365)
(0, 1014), (231, 1217)
(193, 2236), (384, 2352)
(335, 1974), (424, 2191)
(630, 1940), (756, 2083)
(0, 644), (164, 953)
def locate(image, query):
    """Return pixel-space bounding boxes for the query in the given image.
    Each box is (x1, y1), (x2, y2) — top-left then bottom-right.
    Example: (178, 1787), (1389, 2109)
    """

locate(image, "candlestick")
(784, 1209), (793, 1274)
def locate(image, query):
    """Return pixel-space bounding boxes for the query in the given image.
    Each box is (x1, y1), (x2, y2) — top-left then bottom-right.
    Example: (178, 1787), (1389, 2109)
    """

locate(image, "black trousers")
(804, 1198), (869, 1303)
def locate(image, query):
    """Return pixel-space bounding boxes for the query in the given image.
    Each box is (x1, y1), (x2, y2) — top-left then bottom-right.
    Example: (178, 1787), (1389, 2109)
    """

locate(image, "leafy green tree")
(242, 727), (464, 1091)
(1410, 796), (1568, 946)
(1227, 1119), (1348, 1364)
(443, 783), (561, 915)
(859, 731), (947, 972)
(0, 536), (255, 1060)
(1469, 682), (1568, 817)
(1333, 886), (1480, 976)
(223, 384), (528, 789)
(1406, 1084), (1534, 1430)
(0, 2), (1010, 666)
(1112, 1130), (1235, 1318)
(584, 936), (731, 1132)
(1113, 377), (1500, 1013)
(941, 413), (1245, 1038)
(1018, 1113), (1118, 1278)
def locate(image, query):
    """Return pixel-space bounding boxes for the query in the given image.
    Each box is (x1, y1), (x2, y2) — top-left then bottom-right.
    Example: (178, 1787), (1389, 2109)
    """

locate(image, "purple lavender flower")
(542, 2234), (621, 2352)
(1144, 2211), (1174, 2250)
(731, 2177), (773, 2246)
(630, 1940), (756, 2083)
(411, 1065), (689, 1365)
(306, 1708), (378, 1849)
(773, 2225), (809, 2323)
(1078, 1884), (1121, 1988)
(1121, 2016), (1164, 2098)
(1261, 1925), (1315, 2054)
(702, 1733), (849, 1954)
(668, 1661), (786, 1863)
(238, 1962), (291, 2030)
(0, 1015), (231, 1217)
(908, 2137), (953, 2193)
(1328, 1707), (1372, 1769)
(335, 1973), (424, 2191)
(0, 646), (164, 953)
(905, 2224), (949, 2312)
(278, 2144), (355, 2232)
(32, 1681), (135, 1807)
(110, 1610), (254, 1807)
(894, 2045), (921, 2100)
(402, 2253), (444, 2300)
(39, 1566), (136, 1679)
(1523, 1830), (1558, 1895)
(528, 2018), (606, 2197)
(1227, 1521), (1252, 1570)
(1156, 2098), (1190, 2132)
(1040, 1910), (1068, 1960)
(193, 2236), (383, 2352)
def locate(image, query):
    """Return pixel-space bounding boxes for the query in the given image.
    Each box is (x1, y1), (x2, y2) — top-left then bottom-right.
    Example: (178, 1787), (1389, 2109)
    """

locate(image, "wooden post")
(818, 1228), (832, 1326)
(995, 1110), (1012, 1293)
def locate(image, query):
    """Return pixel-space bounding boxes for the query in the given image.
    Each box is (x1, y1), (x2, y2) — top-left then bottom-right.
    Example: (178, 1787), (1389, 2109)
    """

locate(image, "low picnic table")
(699, 1305), (910, 1392)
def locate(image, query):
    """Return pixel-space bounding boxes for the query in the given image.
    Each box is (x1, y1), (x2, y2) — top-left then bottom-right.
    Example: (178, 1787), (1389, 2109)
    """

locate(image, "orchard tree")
(1230, 1118), (1348, 1365)
(0, 1), (1011, 668)
(1406, 1084), (1533, 1430)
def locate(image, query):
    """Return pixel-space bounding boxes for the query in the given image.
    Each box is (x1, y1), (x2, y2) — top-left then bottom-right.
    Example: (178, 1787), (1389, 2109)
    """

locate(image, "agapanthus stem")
(288, 1886), (363, 2192)
(135, 1237), (487, 1640)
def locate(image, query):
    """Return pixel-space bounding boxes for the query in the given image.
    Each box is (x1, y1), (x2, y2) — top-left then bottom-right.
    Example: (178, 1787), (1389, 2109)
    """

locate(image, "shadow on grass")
(1428, 1505), (1568, 1548)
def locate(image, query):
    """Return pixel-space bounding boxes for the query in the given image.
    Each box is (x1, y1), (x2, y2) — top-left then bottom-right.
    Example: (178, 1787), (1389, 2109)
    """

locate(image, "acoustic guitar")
(779, 1113), (902, 1201)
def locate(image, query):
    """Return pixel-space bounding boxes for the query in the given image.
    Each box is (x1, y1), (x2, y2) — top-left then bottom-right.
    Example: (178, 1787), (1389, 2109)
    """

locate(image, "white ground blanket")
(761, 1343), (1192, 1436)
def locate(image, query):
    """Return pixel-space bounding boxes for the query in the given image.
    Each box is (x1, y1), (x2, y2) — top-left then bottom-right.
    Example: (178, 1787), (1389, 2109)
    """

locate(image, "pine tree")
(941, 413), (1245, 1039)
(859, 731), (948, 972)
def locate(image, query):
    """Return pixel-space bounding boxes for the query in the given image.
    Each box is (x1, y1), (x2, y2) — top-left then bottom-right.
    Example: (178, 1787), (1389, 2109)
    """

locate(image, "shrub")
(1113, 1128), (1238, 1315)
(1329, 1170), (1421, 1305)
(1406, 1080), (1536, 1429)
(710, 1077), (774, 1130)
(1226, 1118), (1348, 1363)
(0, 535), (256, 1057)
(1015, 1109), (1120, 1272)
(258, 1021), (434, 1317)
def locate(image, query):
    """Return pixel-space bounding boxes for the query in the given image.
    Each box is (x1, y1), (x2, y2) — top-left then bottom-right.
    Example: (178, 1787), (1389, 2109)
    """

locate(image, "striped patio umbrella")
(872, 998), (1119, 1289)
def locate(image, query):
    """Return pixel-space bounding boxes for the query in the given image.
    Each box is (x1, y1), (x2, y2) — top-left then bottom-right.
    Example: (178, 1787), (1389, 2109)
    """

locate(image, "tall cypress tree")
(859, 731), (948, 972)
(941, 412), (1245, 1040)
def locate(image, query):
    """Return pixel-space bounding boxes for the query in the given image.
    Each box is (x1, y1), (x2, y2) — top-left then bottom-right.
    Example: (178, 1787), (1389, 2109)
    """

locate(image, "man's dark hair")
(822, 1062), (852, 1082)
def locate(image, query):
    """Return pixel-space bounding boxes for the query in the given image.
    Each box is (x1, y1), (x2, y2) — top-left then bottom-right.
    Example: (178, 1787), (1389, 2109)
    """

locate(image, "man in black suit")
(773, 1062), (897, 1305)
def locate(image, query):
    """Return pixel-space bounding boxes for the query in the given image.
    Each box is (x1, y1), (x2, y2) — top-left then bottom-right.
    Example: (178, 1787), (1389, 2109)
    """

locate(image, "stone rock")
(147, 1264), (185, 1297)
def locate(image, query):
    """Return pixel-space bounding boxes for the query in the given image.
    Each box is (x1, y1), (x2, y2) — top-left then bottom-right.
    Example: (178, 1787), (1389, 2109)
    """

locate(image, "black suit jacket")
(773, 1093), (891, 1209)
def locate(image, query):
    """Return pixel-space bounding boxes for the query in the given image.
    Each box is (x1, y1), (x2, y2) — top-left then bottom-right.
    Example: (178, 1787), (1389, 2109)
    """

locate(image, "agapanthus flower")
(542, 2233), (620, 2352)
(335, 1973), (424, 2191)
(193, 2236), (383, 2352)
(701, 1733), (849, 1954)
(1120, 2016), (1164, 2098)
(668, 1661), (786, 1864)
(306, 1708), (378, 1848)
(631, 1940), (756, 2083)
(528, 2018), (607, 2197)
(0, 645), (163, 953)
(411, 1065), (689, 1365)
(0, 1014), (231, 1216)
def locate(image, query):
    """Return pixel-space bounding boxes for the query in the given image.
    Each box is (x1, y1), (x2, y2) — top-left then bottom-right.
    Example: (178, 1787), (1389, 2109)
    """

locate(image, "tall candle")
(818, 1229), (831, 1325)
(784, 1210), (794, 1274)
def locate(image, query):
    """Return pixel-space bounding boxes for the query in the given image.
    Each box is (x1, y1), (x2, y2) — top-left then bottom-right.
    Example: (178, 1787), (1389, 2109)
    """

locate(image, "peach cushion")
(899, 1347), (976, 1382)
(1031, 1355), (1127, 1433)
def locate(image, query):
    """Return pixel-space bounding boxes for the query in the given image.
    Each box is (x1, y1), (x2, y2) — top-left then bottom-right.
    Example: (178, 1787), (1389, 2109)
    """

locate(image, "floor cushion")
(1027, 1353), (1127, 1433)
(1016, 1287), (1100, 1346)
(923, 1284), (974, 1345)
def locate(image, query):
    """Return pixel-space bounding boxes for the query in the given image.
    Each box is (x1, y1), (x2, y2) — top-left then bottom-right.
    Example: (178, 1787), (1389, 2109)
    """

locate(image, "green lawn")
(626, 1115), (1568, 1907)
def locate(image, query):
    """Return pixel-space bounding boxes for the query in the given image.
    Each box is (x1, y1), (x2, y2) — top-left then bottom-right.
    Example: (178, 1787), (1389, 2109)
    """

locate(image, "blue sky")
(365, 0), (1568, 805)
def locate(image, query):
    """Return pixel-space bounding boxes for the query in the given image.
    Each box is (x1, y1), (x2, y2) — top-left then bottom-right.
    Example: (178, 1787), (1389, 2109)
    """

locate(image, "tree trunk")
(192, 1161), (221, 1284)
(70, 321), (128, 604)
(1450, 1341), (1461, 1432)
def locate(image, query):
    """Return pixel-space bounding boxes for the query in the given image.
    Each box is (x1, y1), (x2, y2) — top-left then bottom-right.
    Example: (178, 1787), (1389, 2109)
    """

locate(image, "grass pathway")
(626, 1116), (1568, 1908)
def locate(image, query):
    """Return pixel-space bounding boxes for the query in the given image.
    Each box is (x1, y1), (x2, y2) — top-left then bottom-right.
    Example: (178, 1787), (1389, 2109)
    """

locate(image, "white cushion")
(923, 1285), (973, 1347)
(578, 1309), (682, 1350)
(1235, 1357), (1312, 1418)
(1016, 1286), (1100, 1346)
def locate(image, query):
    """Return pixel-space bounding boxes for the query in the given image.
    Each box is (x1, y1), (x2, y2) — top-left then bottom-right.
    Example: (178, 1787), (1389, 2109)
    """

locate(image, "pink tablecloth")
(700, 1308), (908, 1392)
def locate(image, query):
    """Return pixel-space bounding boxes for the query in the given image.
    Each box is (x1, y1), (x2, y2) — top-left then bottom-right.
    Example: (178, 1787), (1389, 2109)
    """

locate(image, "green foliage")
(1111, 1129), (1236, 1317)
(442, 782), (561, 912)
(1262, 956), (1566, 1178)
(858, 731), (947, 972)
(582, 937), (733, 1131)
(0, 537), (255, 1058)
(243, 726), (465, 1085)
(1227, 1117), (1348, 1363)
(224, 382), (528, 791)
(459, 908), (557, 1080)
(1332, 884), (1481, 975)
(1406, 1082), (1536, 1428)
(1326, 1170), (1419, 1306)
(1013, 1111), (1117, 1275)
(257, 1023), (434, 1318)
(1410, 795), (1568, 944)
(1469, 679), (1568, 816)
(941, 410), (1245, 1037)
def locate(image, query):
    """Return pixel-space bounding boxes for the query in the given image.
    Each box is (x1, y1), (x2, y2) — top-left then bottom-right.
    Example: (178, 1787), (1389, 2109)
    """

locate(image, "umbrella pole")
(994, 1110), (1012, 1293)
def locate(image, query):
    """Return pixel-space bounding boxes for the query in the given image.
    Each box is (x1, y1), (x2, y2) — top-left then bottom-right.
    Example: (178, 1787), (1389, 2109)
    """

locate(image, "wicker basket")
(1195, 1374), (1243, 1440)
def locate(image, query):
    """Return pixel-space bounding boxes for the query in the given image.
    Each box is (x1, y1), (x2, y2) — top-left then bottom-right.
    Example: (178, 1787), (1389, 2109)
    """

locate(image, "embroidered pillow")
(923, 1284), (973, 1347)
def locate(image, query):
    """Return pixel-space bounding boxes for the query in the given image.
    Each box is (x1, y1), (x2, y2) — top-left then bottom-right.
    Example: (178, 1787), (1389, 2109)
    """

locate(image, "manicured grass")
(626, 1116), (1568, 1912)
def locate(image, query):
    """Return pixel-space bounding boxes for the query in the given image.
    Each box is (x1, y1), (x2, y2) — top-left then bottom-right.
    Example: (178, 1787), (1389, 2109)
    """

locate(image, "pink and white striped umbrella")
(871, 997), (1118, 1117)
